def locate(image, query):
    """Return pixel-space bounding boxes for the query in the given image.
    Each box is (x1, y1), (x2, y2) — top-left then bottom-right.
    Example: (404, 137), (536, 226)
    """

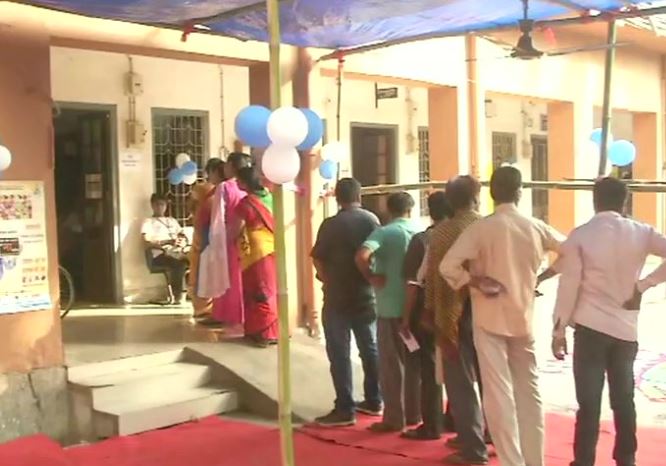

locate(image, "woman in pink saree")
(197, 153), (252, 326)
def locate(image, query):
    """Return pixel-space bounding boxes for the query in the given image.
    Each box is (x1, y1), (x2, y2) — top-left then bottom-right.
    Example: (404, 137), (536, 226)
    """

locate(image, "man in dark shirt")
(312, 178), (382, 426)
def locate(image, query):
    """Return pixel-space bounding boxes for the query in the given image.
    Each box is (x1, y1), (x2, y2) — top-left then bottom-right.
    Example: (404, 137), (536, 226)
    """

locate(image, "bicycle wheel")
(58, 265), (75, 318)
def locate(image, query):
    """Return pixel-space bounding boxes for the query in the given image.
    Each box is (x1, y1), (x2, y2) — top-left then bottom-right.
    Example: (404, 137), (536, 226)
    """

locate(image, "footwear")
(400, 425), (441, 441)
(355, 401), (383, 417)
(315, 410), (356, 427)
(446, 436), (463, 450)
(367, 422), (402, 433)
(443, 452), (488, 465)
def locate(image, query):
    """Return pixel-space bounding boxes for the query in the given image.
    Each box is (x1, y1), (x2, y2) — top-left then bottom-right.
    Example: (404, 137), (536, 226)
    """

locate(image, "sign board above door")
(375, 84), (398, 108)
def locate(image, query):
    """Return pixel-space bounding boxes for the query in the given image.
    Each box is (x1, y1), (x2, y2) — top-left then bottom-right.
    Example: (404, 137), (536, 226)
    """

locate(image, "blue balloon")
(168, 168), (184, 185)
(235, 105), (271, 148)
(608, 140), (636, 167)
(590, 128), (603, 145)
(181, 160), (197, 176)
(319, 159), (338, 180)
(297, 109), (324, 150)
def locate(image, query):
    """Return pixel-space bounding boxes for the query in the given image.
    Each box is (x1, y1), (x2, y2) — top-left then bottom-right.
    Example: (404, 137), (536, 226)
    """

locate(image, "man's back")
(555, 212), (666, 341)
(442, 204), (561, 337)
(312, 207), (380, 313)
(364, 218), (418, 317)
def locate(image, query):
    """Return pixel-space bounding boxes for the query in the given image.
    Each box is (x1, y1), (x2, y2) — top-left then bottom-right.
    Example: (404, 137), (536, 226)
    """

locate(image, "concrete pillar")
(428, 86), (459, 181)
(292, 48), (317, 331)
(547, 101), (576, 233)
(632, 112), (658, 226)
(0, 22), (68, 442)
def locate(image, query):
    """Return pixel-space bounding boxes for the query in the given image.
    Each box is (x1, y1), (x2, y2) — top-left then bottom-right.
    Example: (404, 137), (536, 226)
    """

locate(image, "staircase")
(68, 350), (238, 439)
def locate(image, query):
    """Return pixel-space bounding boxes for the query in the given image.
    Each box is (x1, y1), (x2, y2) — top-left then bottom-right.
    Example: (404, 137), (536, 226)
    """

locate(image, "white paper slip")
(399, 330), (420, 353)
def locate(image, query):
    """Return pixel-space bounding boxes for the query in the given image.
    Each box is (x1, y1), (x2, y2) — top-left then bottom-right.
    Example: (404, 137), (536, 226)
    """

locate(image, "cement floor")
(62, 279), (666, 426)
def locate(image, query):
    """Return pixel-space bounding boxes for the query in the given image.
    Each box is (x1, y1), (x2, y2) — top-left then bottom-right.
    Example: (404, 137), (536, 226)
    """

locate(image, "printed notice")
(0, 181), (51, 314)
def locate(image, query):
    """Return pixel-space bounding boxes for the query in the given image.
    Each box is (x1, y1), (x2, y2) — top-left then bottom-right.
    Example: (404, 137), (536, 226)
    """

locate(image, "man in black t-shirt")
(311, 178), (382, 427)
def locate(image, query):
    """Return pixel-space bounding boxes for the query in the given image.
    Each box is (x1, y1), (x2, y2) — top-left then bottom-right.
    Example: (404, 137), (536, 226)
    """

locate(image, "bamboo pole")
(598, 19), (617, 176)
(266, 0), (295, 465)
(360, 179), (666, 195)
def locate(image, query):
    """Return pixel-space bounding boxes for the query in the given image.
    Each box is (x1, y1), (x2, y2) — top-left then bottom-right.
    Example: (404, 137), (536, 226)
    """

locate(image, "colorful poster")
(0, 181), (51, 314)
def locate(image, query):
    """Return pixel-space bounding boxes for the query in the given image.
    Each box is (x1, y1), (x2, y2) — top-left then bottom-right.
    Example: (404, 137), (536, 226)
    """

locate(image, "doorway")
(54, 106), (119, 305)
(351, 124), (398, 224)
(531, 135), (548, 222)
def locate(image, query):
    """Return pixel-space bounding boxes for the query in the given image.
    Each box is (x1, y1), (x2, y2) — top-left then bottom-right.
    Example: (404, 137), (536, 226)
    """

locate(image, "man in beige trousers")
(440, 166), (563, 466)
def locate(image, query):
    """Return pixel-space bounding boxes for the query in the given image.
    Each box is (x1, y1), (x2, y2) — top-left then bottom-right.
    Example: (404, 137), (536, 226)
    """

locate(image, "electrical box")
(126, 120), (146, 147)
(485, 99), (497, 118)
(125, 72), (144, 96)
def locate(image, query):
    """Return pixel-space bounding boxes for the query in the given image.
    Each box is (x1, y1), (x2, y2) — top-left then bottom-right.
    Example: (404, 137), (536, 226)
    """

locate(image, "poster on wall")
(0, 181), (51, 314)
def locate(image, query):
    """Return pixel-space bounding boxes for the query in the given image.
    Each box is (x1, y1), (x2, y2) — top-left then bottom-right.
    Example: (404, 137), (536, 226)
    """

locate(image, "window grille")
(152, 110), (208, 225)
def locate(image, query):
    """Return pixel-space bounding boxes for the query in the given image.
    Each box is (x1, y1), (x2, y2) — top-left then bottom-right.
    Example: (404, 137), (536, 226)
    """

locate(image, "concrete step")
(94, 387), (239, 437)
(71, 362), (212, 409)
(68, 349), (184, 381)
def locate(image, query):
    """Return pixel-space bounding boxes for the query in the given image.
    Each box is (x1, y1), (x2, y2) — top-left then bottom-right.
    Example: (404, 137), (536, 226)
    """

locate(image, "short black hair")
(236, 166), (263, 192)
(150, 193), (167, 204)
(387, 192), (415, 217)
(205, 158), (225, 176)
(445, 176), (481, 211)
(593, 177), (627, 213)
(490, 166), (522, 204)
(427, 191), (452, 222)
(227, 152), (252, 172)
(335, 178), (362, 205)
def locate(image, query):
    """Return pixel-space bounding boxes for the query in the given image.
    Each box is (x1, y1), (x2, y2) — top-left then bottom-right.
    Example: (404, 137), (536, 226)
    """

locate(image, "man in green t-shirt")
(356, 192), (420, 432)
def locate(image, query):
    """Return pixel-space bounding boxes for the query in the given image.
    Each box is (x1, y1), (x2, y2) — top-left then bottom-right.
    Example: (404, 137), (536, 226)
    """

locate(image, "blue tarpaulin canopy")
(16, 1), (657, 50)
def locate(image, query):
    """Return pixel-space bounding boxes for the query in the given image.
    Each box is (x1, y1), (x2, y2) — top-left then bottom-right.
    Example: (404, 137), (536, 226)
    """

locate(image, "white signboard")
(0, 181), (51, 314)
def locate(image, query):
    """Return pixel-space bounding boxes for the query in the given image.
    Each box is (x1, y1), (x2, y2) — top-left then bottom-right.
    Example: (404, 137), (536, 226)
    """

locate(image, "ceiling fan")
(476, 0), (626, 61)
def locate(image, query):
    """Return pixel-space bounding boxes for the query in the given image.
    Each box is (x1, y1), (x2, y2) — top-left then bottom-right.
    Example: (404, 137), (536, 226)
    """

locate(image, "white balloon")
(175, 152), (190, 168)
(320, 141), (349, 162)
(262, 145), (301, 185)
(182, 172), (197, 185)
(0, 145), (11, 171)
(267, 107), (308, 147)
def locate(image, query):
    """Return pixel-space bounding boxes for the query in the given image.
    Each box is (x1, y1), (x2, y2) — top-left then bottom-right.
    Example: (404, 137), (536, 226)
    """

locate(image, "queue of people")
(142, 153), (279, 348)
(313, 167), (666, 466)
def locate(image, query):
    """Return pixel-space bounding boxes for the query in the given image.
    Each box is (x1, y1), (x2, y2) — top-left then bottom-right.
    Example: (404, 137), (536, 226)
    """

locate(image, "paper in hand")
(399, 329), (420, 353)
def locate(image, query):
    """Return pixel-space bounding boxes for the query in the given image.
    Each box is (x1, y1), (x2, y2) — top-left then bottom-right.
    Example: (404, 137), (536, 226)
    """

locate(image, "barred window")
(417, 127), (430, 214)
(152, 109), (208, 225)
(491, 132), (517, 169)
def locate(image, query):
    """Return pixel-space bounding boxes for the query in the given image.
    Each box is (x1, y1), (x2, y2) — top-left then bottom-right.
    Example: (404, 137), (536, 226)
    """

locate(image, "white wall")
(51, 47), (250, 301)
(484, 94), (548, 217)
(311, 74), (429, 217)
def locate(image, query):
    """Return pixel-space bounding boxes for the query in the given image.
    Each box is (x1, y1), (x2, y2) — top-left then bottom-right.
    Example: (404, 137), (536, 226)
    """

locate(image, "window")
(491, 132), (517, 169)
(417, 127), (430, 214)
(152, 110), (208, 225)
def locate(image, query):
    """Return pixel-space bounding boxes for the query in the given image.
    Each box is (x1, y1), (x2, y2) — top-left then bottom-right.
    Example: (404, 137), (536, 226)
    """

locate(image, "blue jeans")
(323, 308), (381, 414)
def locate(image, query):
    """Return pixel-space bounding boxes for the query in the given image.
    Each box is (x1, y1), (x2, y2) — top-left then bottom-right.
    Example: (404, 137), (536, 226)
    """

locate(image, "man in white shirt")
(440, 166), (563, 466)
(142, 193), (189, 304)
(552, 177), (666, 466)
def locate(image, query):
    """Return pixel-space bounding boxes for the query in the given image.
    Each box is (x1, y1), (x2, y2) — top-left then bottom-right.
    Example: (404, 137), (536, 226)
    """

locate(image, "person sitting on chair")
(142, 193), (189, 305)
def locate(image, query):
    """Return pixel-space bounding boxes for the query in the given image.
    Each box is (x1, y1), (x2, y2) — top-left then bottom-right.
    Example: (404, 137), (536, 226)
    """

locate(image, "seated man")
(142, 193), (189, 304)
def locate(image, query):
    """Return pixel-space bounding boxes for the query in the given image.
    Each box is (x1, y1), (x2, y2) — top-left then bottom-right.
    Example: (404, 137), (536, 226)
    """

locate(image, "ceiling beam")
(317, 5), (666, 61)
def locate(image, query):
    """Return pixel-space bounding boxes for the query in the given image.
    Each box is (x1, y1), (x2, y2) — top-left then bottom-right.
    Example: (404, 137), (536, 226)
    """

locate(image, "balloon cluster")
(0, 144), (12, 176)
(235, 106), (324, 185)
(167, 153), (198, 186)
(589, 128), (636, 168)
(318, 141), (348, 181)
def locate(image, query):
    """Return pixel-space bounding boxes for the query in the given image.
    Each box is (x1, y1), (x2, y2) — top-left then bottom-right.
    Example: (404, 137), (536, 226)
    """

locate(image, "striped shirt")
(425, 210), (481, 346)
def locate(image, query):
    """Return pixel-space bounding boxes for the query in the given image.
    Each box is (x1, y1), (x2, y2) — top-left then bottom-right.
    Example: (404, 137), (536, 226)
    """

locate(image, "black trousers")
(572, 325), (638, 466)
(152, 254), (188, 300)
(413, 323), (443, 435)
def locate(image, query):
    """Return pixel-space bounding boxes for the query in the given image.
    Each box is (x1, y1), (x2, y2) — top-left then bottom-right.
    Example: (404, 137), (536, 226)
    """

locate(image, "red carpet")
(302, 412), (665, 465)
(0, 415), (663, 466)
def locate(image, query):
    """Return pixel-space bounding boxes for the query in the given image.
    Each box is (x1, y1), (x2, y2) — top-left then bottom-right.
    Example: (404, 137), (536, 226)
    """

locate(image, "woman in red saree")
(235, 165), (279, 347)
